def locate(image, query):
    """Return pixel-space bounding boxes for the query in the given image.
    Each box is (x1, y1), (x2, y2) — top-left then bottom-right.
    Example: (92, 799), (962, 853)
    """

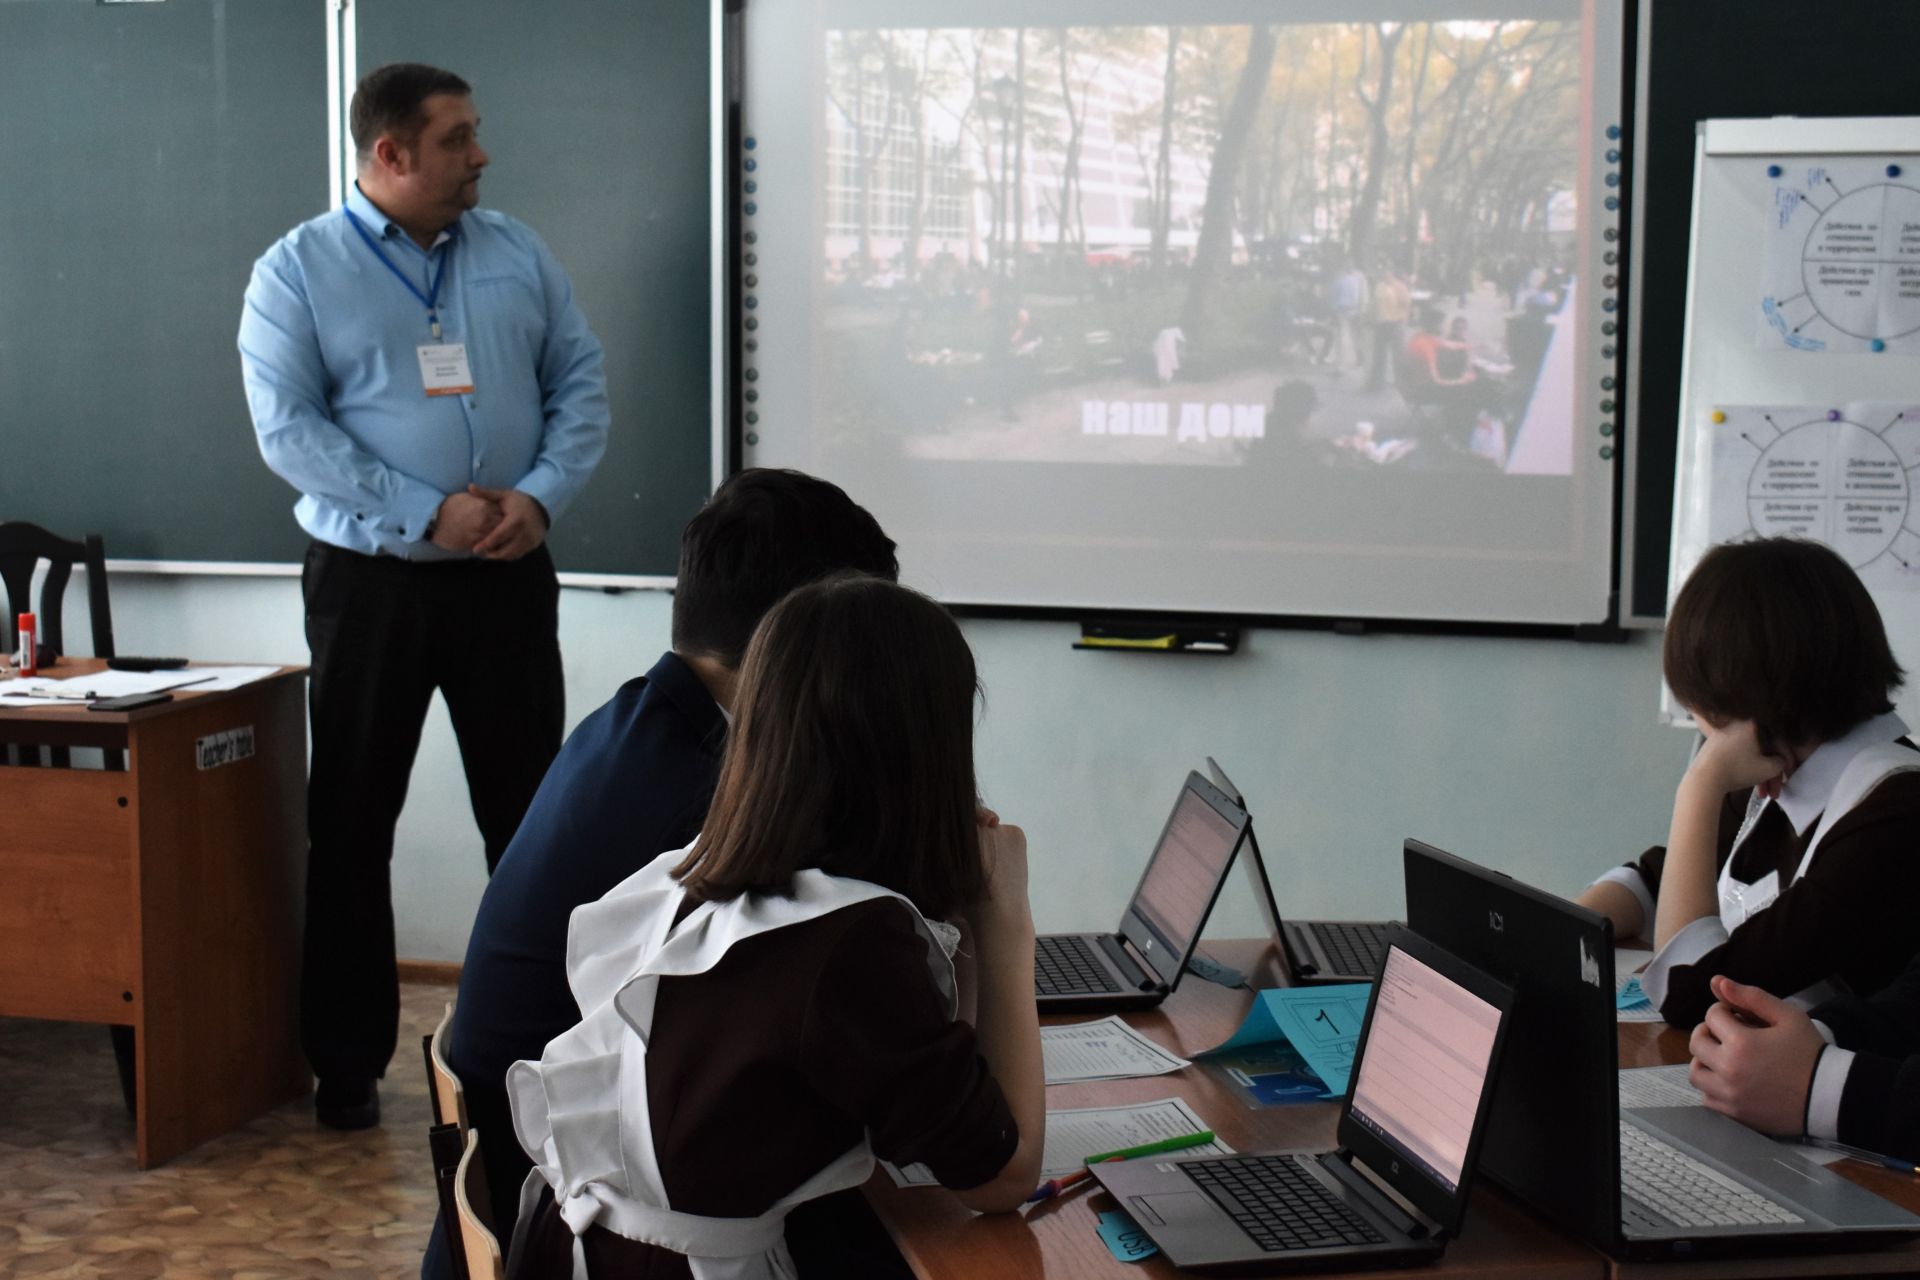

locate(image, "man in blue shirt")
(238, 63), (608, 1129)
(420, 469), (901, 1278)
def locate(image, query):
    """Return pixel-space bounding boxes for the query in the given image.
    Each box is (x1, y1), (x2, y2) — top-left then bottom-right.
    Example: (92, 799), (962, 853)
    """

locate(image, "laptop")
(1034, 771), (1250, 1012)
(1402, 839), (1920, 1260)
(1093, 926), (1514, 1274)
(1205, 757), (1395, 984)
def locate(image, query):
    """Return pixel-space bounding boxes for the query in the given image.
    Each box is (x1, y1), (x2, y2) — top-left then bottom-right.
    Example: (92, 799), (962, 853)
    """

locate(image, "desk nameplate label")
(196, 726), (255, 771)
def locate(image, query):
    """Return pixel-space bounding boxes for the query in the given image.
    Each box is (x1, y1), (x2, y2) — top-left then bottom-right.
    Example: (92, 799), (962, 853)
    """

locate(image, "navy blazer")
(1815, 956), (1920, 1160)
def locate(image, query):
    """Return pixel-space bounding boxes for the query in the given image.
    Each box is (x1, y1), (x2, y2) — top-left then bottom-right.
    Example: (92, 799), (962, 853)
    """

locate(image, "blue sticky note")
(1200, 984), (1372, 1097)
(1097, 1209), (1160, 1262)
(1617, 976), (1652, 1011)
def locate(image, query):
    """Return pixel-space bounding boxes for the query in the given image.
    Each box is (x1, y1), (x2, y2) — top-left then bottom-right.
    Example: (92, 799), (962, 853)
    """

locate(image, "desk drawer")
(0, 764), (139, 1023)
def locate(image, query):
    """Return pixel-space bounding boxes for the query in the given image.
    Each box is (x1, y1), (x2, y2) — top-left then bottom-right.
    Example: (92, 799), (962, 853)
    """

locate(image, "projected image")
(820, 21), (1581, 476)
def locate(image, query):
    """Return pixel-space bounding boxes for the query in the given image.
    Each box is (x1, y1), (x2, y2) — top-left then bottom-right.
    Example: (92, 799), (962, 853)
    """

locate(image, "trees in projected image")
(822, 21), (1582, 474)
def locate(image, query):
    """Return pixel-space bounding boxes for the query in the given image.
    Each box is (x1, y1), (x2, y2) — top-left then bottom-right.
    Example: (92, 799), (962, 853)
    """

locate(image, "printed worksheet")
(1619, 1065), (1704, 1110)
(1757, 158), (1920, 354)
(1033, 1097), (1231, 1180)
(1703, 404), (1920, 591)
(882, 1096), (1230, 1187)
(1042, 1016), (1190, 1084)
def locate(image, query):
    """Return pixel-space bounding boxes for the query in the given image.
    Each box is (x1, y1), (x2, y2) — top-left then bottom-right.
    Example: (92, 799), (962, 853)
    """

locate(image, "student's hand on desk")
(468, 485), (549, 560)
(1688, 975), (1824, 1136)
(1686, 718), (1790, 801)
(430, 491), (504, 552)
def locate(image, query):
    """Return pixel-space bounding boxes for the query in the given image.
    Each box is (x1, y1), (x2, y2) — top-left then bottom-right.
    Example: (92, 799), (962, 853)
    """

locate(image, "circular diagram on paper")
(1800, 183), (1920, 342)
(1747, 418), (1911, 567)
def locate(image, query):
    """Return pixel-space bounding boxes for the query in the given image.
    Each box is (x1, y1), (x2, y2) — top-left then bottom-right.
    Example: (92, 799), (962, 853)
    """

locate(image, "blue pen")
(1801, 1137), (1918, 1176)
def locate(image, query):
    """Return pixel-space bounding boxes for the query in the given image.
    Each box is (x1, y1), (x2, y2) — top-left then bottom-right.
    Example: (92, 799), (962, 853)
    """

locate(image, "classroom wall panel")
(0, 0), (712, 579)
(87, 576), (1696, 962)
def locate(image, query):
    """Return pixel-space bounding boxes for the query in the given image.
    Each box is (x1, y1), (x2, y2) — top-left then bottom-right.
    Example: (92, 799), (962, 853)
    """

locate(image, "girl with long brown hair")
(505, 575), (1043, 1279)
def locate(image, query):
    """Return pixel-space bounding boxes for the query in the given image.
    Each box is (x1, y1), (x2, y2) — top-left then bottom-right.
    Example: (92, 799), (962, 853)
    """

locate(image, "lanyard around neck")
(343, 207), (454, 339)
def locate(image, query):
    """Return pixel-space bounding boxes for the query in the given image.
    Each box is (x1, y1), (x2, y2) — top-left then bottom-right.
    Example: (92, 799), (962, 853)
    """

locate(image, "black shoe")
(315, 1077), (380, 1130)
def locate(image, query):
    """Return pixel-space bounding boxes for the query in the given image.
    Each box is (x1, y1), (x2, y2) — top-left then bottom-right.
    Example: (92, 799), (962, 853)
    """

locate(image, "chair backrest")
(455, 1128), (505, 1280)
(429, 1121), (474, 1280)
(429, 1001), (469, 1131)
(0, 522), (114, 662)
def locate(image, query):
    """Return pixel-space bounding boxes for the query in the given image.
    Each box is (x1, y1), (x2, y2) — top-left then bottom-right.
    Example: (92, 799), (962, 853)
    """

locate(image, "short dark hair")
(674, 576), (983, 919)
(350, 63), (472, 160)
(1664, 538), (1903, 749)
(672, 469), (898, 667)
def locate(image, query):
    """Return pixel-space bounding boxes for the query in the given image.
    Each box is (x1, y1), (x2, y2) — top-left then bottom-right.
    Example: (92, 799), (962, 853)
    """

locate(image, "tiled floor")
(0, 983), (451, 1279)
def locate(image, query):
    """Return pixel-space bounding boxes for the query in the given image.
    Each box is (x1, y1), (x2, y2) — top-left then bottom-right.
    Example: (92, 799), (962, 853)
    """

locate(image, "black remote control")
(106, 657), (190, 672)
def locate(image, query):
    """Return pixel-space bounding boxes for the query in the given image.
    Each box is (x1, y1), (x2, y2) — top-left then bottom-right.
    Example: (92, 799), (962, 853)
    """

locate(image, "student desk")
(865, 939), (1920, 1280)
(864, 938), (1596, 1279)
(0, 661), (309, 1167)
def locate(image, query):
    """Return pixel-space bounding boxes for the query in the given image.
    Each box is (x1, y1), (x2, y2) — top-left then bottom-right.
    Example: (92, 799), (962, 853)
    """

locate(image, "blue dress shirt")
(238, 184), (608, 559)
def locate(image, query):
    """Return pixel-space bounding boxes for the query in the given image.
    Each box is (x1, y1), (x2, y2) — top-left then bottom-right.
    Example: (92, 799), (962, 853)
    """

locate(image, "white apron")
(1715, 741), (1920, 1005)
(504, 848), (958, 1280)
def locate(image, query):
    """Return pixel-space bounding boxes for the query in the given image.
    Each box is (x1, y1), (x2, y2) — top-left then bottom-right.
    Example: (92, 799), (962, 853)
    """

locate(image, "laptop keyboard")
(1034, 935), (1124, 996)
(1311, 922), (1388, 978)
(1618, 1121), (1804, 1228)
(1184, 1156), (1388, 1252)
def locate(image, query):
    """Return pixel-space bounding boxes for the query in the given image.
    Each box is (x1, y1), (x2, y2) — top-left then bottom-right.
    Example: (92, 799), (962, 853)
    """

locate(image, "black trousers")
(301, 540), (563, 1082)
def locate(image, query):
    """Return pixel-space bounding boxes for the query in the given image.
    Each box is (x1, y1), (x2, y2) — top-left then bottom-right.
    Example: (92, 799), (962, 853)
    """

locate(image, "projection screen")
(738, 0), (1627, 623)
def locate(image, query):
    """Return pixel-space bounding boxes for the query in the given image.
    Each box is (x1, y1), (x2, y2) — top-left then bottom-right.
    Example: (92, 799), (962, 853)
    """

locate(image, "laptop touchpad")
(1131, 1192), (1219, 1229)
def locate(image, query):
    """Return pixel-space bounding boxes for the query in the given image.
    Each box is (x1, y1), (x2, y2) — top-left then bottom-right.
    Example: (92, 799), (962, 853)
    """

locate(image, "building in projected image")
(822, 29), (1213, 274)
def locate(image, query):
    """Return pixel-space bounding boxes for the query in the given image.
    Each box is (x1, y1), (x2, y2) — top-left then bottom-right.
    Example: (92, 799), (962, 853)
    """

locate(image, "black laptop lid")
(1402, 840), (1621, 1248)
(1335, 926), (1515, 1236)
(1117, 772), (1250, 989)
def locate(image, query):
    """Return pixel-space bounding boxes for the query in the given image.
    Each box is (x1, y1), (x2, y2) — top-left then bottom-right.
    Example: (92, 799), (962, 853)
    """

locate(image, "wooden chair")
(427, 1001), (469, 1131)
(456, 1127), (505, 1280)
(1, 523), (128, 1105)
(0, 521), (115, 665)
(424, 1000), (476, 1280)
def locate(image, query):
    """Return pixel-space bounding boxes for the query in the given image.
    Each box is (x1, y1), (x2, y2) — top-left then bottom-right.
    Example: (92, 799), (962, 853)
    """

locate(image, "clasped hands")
(431, 484), (547, 560)
(1689, 974), (1826, 1136)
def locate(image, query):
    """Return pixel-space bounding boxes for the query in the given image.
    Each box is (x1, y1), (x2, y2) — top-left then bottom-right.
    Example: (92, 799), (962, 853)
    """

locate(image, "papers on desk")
(175, 664), (280, 691)
(1620, 1064), (1704, 1110)
(1042, 1017), (1189, 1084)
(0, 665), (278, 707)
(0, 669), (206, 705)
(1035, 1097), (1229, 1180)
(881, 1096), (1229, 1188)
(1615, 946), (1663, 1023)
(1199, 983), (1372, 1098)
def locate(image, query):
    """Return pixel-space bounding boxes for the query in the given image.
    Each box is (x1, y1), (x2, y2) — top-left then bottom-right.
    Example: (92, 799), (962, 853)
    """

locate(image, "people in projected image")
(1367, 262), (1412, 391)
(1505, 267), (1566, 413)
(1151, 324), (1185, 386)
(1401, 306), (1505, 456)
(1327, 258), (1370, 372)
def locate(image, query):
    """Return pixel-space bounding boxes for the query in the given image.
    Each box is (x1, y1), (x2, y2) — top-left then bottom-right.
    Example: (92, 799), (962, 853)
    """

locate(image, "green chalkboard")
(0, 0), (711, 579)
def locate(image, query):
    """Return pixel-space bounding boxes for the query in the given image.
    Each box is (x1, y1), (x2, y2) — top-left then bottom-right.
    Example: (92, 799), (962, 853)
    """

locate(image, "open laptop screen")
(1131, 786), (1242, 957)
(1348, 945), (1504, 1195)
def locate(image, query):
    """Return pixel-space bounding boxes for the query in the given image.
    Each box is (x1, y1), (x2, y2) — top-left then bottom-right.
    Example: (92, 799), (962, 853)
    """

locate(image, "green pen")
(1026, 1130), (1220, 1204)
(1084, 1129), (1218, 1165)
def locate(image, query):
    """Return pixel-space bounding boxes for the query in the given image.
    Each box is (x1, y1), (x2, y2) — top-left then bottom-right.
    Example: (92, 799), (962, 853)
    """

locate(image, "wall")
(86, 573), (1695, 963)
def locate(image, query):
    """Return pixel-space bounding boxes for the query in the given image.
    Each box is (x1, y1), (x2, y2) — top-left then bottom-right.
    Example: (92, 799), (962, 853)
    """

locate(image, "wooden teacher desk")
(865, 939), (1920, 1280)
(0, 661), (309, 1167)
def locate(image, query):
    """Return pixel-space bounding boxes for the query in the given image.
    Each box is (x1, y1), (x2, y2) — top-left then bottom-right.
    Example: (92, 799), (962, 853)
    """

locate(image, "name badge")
(417, 343), (475, 396)
(1720, 869), (1781, 931)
